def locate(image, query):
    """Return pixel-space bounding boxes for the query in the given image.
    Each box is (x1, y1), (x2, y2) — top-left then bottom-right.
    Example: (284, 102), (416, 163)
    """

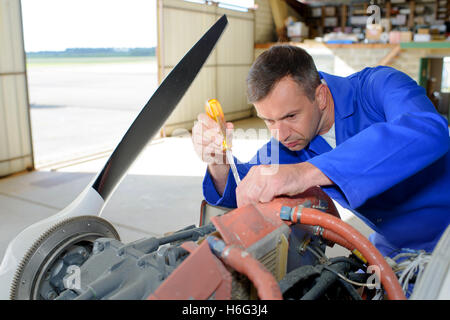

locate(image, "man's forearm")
(298, 162), (334, 189)
(207, 163), (230, 196)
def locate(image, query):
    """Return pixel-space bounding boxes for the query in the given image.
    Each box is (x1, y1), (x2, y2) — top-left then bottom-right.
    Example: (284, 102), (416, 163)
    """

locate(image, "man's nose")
(272, 122), (290, 142)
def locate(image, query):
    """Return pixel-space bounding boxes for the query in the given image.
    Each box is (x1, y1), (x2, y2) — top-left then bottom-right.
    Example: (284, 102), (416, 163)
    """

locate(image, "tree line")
(26, 47), (156, 58)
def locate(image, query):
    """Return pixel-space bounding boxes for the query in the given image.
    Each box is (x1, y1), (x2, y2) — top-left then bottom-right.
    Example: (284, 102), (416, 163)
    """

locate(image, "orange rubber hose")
(322, 228), (356, 252)
(207, 235), (282, 300)
(222, 245), (283, 300)
(300, 208), (406, 300)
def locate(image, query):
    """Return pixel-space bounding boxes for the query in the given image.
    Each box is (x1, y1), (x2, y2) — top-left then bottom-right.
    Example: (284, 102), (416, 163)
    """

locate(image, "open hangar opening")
(0, 0), (449, 301)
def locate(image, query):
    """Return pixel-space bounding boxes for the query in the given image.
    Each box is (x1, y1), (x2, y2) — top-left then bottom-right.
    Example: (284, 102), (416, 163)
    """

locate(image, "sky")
(21, 0), (158, 52)
(20, 0), (255, 53)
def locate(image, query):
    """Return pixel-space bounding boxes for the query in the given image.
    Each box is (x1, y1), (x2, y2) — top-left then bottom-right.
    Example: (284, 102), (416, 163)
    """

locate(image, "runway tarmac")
(27, 56), (159, 167)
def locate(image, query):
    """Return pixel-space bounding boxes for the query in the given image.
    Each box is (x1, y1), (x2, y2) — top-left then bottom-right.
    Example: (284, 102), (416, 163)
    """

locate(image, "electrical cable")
(397, 252), (431, 295)
(322, 265), (376, 288)
(305, 245), (326, 261)
(281, 206), (406, 299)
(337, 278), (362, 300)
(347, 272), (370, 283)
(329, 256), (366, 271)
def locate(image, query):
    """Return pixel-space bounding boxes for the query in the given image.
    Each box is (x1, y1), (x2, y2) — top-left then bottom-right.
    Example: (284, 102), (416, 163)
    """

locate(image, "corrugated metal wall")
(0, 0), (33, 177)
(158, 0), (255, 135)
(254, 0), (275, 44)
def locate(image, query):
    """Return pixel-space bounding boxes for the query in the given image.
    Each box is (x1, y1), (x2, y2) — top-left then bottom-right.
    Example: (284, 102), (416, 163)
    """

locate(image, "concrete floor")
(0, 117), (374, 261)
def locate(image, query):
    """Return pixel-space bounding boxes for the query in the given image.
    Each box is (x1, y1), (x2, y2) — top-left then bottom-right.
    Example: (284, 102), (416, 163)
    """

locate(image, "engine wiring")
(386, 250), (432, 297)
(304, 244), (386, 300)
(317, 247), (433, 299)
(304, 246), (434, 300)
(302, 244), (378, 300)
(305, 245), (327, 262)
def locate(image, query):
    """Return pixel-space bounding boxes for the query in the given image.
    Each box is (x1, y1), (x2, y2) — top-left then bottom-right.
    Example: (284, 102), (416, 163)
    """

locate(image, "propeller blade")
(92, 15), (228, 202)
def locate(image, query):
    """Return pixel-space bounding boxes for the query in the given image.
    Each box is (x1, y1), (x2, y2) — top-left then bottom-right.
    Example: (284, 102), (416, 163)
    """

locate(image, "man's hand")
(191, 113), (234, 195)
(192, 113), (233, 165)
(236, 162), (333, 207)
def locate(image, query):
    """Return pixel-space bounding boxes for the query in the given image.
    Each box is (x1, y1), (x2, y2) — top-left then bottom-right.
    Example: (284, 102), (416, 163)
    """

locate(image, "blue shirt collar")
(275, 135), (331, 157)
(308, 134), (333, 155)
(319, 71), (355, 120)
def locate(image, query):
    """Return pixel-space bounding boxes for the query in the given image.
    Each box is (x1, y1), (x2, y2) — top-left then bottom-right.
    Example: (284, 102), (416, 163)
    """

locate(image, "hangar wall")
(158, 0), (255, 135)
(0, 0), (33, 177)
(254, 0), (275, 44)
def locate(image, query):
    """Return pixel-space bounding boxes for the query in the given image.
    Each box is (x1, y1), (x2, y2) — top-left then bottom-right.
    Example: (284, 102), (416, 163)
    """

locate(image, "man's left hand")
(236, 162), (333, 208)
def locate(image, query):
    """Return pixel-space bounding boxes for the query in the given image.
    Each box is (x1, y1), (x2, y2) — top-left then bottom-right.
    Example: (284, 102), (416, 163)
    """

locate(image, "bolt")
(47, 290), (57, 300)
(279, 206), (292, 220)
(137, 260), (145, 267)
(312, 200), (329, 212)
(297, 246), (306, 254)
(302, 200), (312, 208)
(93, 242), (104, 253)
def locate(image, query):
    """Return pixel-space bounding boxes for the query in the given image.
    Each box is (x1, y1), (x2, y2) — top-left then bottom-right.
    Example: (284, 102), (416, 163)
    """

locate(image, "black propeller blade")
(92, 15), (228, 201)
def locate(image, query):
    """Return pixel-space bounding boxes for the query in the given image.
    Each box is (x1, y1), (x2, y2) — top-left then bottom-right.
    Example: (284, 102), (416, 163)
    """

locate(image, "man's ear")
(315, 84), (327, 111)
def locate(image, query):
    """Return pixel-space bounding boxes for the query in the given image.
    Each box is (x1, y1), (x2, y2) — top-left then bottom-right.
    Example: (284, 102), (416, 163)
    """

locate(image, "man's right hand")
(192, 113), (234, 195)
(192, 113), (234, 165)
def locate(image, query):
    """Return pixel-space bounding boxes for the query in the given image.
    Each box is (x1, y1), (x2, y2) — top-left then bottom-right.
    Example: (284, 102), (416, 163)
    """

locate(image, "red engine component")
(148, 187), (406, 300)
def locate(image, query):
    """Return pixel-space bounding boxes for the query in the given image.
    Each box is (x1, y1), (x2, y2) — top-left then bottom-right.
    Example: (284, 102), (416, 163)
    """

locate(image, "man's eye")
(287, 114), (296, 119)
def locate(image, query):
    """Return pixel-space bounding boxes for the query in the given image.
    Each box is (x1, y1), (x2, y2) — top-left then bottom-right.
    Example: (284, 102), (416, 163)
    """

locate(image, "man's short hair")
(247, 45), (321, 103)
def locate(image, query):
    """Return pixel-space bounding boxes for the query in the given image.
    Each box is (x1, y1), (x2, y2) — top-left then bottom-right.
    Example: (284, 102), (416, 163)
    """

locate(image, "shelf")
(298, 0), (447, 40)
(255, 41), (450, 50)
(400, 41), (450, 49)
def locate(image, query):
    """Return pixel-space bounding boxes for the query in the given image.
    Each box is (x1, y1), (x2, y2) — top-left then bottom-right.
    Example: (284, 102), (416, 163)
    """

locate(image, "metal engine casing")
(53, 188), (339, 300)
(56, 238), (188, 300)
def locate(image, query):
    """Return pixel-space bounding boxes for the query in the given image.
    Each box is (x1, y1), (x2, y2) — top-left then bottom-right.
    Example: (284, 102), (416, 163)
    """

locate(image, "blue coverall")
(203, 66), (450, 257)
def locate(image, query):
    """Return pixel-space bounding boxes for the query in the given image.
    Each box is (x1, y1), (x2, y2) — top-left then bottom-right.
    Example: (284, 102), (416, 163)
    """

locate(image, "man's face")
(254, 76), (322, 151)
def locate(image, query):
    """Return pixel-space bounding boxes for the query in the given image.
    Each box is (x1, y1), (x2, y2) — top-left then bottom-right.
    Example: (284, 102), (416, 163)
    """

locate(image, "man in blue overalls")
(191, 45), (450, 258)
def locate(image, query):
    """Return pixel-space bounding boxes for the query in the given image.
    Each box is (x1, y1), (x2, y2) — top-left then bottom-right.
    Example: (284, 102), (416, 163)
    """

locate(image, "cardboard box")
(414, 33), (431, 42)
(324, 17), (338, 27)
(391, 14), (407, 26)
(366, 24), (382, 41)
(350, 16), (368, 26)
(324, 7), (336, 16)
(400, 31), (413, 42)
(287, 22), (309, 38)
(311, 8), (321, 17)
(389, 31), (413, 43)
(417, 28), (430, 34)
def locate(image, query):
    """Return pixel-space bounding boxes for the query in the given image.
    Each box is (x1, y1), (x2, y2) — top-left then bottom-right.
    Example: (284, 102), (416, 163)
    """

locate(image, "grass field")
(26, 55), (157, 67)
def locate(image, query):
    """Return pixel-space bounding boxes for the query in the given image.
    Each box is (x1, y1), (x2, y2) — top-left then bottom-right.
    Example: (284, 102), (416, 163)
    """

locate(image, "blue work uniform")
(202, 66), (450, 257)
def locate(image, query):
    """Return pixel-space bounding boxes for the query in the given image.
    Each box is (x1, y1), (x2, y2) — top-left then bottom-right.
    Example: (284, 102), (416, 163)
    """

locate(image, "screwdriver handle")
(205, 99), (240, 185)
(205, 99), (228, 149)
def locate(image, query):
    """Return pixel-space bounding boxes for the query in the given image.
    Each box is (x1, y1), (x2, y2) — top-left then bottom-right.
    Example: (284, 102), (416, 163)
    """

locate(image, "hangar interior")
(0, 0), (449, 300)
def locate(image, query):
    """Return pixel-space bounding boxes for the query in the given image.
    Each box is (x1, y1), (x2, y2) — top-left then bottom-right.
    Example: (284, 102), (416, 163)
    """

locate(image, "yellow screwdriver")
(205, 98), (241, 185)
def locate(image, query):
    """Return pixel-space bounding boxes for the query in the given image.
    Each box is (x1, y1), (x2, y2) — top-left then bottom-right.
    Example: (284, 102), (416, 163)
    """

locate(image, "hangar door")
(0, 0), (33, 177)
(157, 0), (255, 135)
